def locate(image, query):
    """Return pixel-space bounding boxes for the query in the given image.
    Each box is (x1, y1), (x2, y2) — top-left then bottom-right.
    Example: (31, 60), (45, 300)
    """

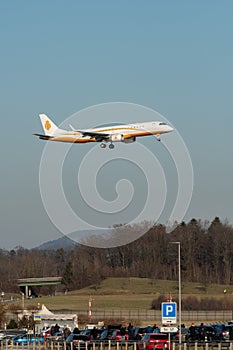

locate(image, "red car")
(110, 329), (129, 341)
(137, 333), (171, 350)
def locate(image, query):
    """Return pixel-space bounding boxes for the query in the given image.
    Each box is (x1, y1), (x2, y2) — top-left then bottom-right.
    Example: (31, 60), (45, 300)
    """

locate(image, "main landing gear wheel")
(109, 143), (115, 149)
(100, 143), (106, 148)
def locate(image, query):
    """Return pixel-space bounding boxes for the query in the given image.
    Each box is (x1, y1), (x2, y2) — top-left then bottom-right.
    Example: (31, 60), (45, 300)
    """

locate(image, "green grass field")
(20, 277), (233, 312)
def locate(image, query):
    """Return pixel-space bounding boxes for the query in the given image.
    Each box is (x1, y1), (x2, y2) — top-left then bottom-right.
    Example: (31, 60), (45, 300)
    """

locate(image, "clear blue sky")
(0, 1), (233, 249)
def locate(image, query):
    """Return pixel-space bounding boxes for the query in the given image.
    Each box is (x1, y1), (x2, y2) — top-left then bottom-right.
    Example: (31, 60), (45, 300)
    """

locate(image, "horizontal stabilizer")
(34, 133), (53, 140)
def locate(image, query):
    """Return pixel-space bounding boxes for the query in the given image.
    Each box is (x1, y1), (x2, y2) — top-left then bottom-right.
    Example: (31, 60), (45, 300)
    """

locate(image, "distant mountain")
(36, 235), (76, 250)
(35, 227), (137, 250)
(35, 228), (112, 250)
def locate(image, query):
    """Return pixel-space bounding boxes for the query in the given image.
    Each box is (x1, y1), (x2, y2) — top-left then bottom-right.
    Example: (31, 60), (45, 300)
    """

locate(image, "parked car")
(100, 327), (121, 341)
(13, 334), (44, 345)
(0, 330), (27, 345)
(110, 329), (129, 342)
(41, 326), (51, 340)
(133, 327), (147, 340)
(170, 328), (189, 342)
(212, 324), (228, 341)
(227, 324), (233, 340)
(137, 333), (171, 350)
(66, 333), (90, 350)
(186, 325), (216, 342)
(46, 331), (65, 344)
(99, 329), (111, 341)
(80, 328), (104, 340)
(0, 334), (17, 345)
(212, 324), (233, 341)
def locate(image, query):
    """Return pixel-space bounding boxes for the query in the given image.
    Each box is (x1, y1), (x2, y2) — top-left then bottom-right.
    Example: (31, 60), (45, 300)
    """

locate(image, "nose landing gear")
(156, 134), (161, 141)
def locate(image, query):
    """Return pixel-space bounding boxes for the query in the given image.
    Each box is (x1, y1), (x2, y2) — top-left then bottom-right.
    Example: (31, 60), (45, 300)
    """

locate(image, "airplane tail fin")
(39, 114), (60, 136)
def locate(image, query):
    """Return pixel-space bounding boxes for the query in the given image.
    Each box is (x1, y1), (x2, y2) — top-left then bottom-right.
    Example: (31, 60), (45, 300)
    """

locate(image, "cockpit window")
(159, 122), (167, 125)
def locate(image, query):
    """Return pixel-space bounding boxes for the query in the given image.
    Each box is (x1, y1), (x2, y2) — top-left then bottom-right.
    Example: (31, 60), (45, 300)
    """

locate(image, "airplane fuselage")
(50, 121), (172, 143)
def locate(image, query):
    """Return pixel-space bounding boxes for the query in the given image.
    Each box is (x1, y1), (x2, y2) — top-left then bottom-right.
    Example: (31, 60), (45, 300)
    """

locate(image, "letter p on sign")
(166, 305), (173, 315)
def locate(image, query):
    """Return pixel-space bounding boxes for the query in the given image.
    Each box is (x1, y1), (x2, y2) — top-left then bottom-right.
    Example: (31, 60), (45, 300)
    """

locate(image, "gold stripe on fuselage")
(51, 136), (95, 143)
(123, 130), (164, 139)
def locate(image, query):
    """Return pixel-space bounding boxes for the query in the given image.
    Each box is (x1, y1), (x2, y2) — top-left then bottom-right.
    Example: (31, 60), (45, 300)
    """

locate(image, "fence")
(1, 340), (233, 350)
(5, 310), (233, 326)
(76, 310), (233, 322)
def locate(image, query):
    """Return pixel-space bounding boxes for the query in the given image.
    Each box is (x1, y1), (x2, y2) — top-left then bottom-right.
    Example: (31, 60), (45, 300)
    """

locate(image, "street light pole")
(170, 241), (181, 350)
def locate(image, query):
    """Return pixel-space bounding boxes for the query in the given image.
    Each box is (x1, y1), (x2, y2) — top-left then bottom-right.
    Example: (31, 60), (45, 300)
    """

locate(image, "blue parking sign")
(161, 302), (177, 324)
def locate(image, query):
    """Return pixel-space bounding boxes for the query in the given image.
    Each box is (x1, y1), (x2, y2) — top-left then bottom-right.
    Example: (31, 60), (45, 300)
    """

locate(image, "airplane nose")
(168, 126), (174, 132)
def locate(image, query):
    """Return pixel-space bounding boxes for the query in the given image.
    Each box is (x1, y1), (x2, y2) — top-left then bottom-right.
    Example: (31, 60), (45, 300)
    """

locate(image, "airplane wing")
(69, 124), (112, 141)
(74, 130), (110, 142)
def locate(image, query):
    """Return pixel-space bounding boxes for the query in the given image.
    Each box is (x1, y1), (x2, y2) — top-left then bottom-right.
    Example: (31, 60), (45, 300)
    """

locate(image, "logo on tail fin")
(45, 120), (51, 131)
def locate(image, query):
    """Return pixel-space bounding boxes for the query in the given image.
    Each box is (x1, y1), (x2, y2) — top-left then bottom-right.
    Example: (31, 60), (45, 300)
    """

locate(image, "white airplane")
(34, 114), (173, 149)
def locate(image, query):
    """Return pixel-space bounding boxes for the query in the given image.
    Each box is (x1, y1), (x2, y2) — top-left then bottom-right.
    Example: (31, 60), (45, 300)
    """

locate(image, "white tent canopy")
(37, 304), (77, 321)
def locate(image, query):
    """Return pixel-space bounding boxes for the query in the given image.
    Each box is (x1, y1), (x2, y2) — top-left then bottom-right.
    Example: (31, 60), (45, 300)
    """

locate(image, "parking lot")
(1, 321), (233, 350)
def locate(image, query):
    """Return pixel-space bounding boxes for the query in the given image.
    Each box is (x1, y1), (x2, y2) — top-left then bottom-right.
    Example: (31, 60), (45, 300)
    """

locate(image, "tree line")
(151, 294), (233, 311)
(0, 217), (232, 293)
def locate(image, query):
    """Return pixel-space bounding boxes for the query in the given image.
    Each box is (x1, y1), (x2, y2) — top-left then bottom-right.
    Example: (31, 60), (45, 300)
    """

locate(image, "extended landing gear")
(100, 142), (115, 149)
(156, 134), (161, 141)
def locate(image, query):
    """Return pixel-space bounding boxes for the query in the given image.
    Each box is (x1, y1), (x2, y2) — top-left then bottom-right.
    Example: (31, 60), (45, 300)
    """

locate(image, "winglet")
(69, 124), (76, 131)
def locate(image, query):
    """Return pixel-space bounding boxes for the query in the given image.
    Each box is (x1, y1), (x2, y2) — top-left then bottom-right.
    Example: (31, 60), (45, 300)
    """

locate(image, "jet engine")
(110, 134), (124, 142)
(123, 137), (136, 143)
